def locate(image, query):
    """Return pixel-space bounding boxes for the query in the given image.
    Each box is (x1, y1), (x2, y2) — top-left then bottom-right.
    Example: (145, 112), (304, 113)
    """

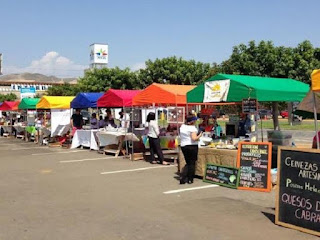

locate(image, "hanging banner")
(242, 98), (258, 114)
(51, 109), (72, 137)
(20, 87), (36, 99)
(311, 69), (320, 92)
(204, 80), (230, 103)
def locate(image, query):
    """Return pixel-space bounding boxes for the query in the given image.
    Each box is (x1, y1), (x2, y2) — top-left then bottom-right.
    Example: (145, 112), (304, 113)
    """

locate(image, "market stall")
(69, 92), (105, 149)
(97, 89), (142, 156)
(0, 100), (20, 136)
(133, 83), (196, 160)
(186, 73), (310, 176)
(18, 98), (40, 140)
(36, 96), (74, 144)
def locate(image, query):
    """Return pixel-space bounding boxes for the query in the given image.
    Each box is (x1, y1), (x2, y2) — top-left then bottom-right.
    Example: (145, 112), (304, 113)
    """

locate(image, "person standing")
(34, 113), (44, 144)
(146, 112), (169, 165)
(179, 116), (202, 184)
(71, 109), (83, 134)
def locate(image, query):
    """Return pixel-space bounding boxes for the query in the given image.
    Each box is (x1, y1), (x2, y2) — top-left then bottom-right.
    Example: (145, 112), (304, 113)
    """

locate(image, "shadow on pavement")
(262, 211), (275, 223)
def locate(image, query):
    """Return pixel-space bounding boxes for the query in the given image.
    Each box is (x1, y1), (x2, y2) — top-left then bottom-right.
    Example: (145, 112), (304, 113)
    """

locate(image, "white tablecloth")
(1, 125), (13, 133)
(41, 127), (52, 138)
(71, 129), (99, 150)
(13, 125), (26, 133)
(97, 130), (139, 147)
(51, 124), (71, 137)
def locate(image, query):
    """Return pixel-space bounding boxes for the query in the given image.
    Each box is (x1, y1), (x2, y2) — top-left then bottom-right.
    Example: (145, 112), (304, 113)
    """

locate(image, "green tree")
(77, 67), (139, 92)
(138, 56), (211, 87)
(213, 40), (320, 84)
(0, 93), (17, 102)
(47, 83), (80, 96)
(209, 40), (320, 129)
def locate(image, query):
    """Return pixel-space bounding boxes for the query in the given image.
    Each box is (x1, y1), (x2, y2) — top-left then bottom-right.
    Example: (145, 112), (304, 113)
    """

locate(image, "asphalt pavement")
(0, 137), (318, 240)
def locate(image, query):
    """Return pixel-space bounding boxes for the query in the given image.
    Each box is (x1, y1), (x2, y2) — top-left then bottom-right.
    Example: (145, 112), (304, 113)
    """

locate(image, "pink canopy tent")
(0, 101), (20, 111)
(97, 89), (142, 107)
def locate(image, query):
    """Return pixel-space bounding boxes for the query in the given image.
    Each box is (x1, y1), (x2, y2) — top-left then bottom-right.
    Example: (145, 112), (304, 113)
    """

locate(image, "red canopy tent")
(97, 89), (142, 107)
(0, 101), (20, 111)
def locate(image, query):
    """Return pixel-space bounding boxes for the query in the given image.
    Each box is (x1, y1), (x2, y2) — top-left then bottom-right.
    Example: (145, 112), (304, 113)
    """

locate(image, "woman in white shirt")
(146, 112), (169, 165)
(179, 116), (202, 184)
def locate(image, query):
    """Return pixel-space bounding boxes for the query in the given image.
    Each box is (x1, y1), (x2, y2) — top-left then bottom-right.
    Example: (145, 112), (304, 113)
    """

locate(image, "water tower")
(89, 43), (108, 69)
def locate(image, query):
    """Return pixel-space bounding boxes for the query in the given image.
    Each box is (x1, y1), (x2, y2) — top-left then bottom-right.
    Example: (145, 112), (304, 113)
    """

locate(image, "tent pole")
(260, 115), (264, 142)
(312, 91), (319, 149)
(131, 106), (134, 161)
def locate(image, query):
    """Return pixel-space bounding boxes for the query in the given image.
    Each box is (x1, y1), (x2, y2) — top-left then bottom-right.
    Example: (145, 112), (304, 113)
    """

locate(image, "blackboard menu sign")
(276, 147), (320, 236)
(237, 142), (272, 192)
(203, 163), (240, 189)
(242, 98), (258, 114)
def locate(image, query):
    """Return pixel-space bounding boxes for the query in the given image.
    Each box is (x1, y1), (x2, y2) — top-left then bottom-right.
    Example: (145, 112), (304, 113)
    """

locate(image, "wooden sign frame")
(242, 98), (258, 114)
(237, 142), (272, 192)
(275, 147), (320, 237)
(203, 163), (240, 189)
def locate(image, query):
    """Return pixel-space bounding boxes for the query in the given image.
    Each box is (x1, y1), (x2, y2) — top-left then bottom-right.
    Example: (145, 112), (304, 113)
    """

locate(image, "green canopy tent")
(18, 98), (40, 110)
(187, 74), (309, 103)
(187, 74), (310, 135)
(18, 98), (40, 138)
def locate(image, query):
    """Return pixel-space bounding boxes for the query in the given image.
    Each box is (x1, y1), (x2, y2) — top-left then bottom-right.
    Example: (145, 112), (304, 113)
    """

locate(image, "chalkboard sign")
(276, 147), (320, 236)
(237, 142), (272, 192)
(242, 98), (258, 114)
(203, 163), (240, 189)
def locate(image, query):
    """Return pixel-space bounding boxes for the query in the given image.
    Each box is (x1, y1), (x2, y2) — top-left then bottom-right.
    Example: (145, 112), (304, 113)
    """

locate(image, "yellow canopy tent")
(311, 70), (320, 148)
(36, 96), (75, 109)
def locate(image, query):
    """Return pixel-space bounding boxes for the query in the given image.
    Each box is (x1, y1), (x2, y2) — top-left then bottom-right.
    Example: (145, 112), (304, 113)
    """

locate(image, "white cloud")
(131, 62), (146, 71)
(3, 51), (87, 78)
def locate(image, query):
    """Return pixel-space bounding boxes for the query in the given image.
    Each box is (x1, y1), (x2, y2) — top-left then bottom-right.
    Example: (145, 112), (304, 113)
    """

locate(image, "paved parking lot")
(0, 137), (318, 240)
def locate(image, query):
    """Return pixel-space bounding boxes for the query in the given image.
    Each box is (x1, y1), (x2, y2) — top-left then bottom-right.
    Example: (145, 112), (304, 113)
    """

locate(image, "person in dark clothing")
(146, 112), (169, 165)
(71, 109), (83, 129)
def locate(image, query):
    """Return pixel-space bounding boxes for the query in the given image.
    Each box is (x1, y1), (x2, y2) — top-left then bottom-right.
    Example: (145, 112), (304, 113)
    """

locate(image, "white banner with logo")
(204, 80), (230, 102)
(51, 109), (72, 137)
(90, 44), (108, 64)
(20, 87), (36, 99)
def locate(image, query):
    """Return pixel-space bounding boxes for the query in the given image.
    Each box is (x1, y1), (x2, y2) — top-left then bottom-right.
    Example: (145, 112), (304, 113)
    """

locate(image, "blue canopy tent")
(71, 92), (104, 109)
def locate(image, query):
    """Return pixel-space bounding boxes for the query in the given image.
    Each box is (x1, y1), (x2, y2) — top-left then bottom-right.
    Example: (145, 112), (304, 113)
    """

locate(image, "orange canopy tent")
(132, 83), (196, 106)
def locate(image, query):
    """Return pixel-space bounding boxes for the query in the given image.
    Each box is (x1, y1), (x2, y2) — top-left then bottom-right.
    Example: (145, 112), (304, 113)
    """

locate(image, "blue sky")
(1, 0), (320, 77)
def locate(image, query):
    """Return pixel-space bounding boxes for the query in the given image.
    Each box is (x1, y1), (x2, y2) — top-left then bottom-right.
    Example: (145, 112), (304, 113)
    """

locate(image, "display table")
(1, 125), (13, 136)
(13, 125), (26, 139)
(97, 130), (139, 156)
(41, 127), (51, 138)
(71, 129), (99, 150)
(97, 130), (139, 146)
(13, 125), (25, 133)
(178, 147), (238, 177)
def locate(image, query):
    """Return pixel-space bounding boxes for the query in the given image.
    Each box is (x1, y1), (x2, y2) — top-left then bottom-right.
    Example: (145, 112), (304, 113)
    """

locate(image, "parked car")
(280, 110), (289, 118)
(281, 110), (304, 122)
